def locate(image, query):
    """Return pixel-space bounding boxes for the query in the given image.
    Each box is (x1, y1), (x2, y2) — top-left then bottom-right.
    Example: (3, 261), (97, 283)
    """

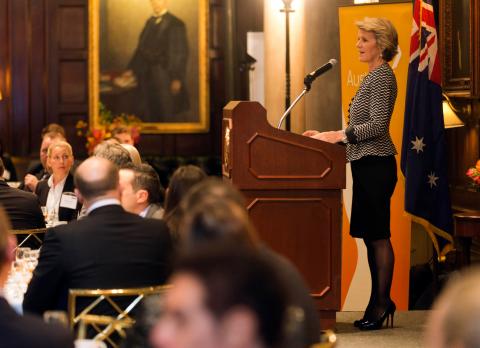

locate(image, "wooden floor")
(335, 311), (429, 348)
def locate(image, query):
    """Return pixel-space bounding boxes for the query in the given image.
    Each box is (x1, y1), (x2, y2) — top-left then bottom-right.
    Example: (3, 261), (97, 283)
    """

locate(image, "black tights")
(364, 238), (395, 319)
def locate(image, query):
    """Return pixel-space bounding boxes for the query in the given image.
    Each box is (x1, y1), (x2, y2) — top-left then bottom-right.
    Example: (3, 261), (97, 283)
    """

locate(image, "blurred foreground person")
(150, 243), (287, 348)
(23, 157), (173, 315)
(178, 178), (320, 347)
(425, 267), (480, 348)
(0, 208), (74, 348)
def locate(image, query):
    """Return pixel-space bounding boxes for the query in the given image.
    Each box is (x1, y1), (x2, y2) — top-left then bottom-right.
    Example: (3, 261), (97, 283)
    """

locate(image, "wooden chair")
(10, 228), (47, 249)
(68, 285), (170, 348)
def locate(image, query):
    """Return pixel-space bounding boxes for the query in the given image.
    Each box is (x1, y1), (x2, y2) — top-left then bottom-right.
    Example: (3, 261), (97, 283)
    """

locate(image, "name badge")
(60, 192), (78, 210)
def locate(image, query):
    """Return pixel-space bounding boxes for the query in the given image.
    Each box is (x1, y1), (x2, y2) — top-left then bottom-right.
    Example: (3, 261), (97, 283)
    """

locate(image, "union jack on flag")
(401, 0), (454, 259)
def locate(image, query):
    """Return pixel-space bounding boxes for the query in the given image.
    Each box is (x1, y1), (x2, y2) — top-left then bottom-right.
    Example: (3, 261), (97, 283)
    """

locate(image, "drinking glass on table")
(45, 209), (58, 227)
(41, 206), (48, 222)
(15, 247), (31, 261)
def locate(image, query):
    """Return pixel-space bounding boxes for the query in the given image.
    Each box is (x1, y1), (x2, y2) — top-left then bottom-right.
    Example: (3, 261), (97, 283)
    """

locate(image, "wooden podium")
(222, 101), (346, 329)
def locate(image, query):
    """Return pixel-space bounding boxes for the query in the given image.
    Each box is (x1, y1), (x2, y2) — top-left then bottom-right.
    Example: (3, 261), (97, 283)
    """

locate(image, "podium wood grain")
(223, 101), (346, 329)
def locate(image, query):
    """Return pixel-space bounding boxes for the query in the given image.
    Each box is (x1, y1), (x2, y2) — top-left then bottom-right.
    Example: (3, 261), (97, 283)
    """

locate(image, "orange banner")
(338, 3), (412, 311)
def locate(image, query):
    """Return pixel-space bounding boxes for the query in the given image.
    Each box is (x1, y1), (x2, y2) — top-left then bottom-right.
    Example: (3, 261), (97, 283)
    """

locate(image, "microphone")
(304, 58), (337, 91)
(277, 58), (337, 129)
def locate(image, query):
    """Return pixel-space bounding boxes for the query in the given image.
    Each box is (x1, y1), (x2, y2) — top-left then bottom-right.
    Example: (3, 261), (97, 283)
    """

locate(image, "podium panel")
(223, 101), (346, 329)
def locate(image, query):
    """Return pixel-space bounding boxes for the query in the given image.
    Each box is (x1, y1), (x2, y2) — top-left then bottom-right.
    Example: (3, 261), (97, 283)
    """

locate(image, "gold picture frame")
(89, 0), (209, 133)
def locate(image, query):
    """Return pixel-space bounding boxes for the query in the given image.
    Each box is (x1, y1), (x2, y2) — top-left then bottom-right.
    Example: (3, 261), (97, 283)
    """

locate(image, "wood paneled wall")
(440, 0), (480, 210)
(0, 0), (47, 156)
(0, 0), (227, 158)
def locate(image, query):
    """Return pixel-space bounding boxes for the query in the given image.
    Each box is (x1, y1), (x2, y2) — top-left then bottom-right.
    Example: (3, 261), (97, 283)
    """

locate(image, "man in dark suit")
(119, 163), (165, 219)
(21, 128), (65, 192)
(0, 208), (74, 348)
(120, 0), (189, 122)
(0, 158), (45, 230)
(23, 156), (174, 315)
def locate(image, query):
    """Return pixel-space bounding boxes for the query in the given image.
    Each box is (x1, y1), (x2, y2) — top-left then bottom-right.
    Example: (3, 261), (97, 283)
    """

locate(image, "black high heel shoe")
(353, 318), (368, 327)
(358, 302), (396, 330)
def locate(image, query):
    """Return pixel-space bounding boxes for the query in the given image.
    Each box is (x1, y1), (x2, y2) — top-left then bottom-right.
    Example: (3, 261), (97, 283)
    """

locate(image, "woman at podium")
(303, 17), (398, 331)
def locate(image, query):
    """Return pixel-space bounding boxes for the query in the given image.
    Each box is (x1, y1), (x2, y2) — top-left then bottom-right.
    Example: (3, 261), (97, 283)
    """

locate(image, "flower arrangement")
(466, 160), (480, 188)
(76, 103), (142, 154)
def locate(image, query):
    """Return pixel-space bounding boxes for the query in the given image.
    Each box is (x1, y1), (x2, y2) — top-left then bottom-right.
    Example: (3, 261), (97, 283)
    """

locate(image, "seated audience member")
(0, 140), (17, 182)
(163, 165), (207, 238)
(112, 126), (134, 145)
(35, 141), (80, 223)
(76, 140), (135, 220)
(119, 163), (165, 219)
(425, 267), (480, 348)
(22, 125), (66, 192)
(0, 158), (45, 230)
(93, 140), (133, 168)
(121, 143), (142, 166)
(178, 178), (321, 347)
(23, 157), (173, 315)
(150, 243), (287, 348)
(0, 208), (74, 348)
(42, 123), (66, 138)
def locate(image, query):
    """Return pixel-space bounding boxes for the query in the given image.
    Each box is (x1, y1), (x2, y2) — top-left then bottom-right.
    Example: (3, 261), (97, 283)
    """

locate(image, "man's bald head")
(74, 157), (119, 202)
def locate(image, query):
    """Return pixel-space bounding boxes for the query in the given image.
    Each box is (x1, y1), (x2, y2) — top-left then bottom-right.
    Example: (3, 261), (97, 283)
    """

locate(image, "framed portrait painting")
(89, 0), (209, 133)
(440, 0), (471, 95)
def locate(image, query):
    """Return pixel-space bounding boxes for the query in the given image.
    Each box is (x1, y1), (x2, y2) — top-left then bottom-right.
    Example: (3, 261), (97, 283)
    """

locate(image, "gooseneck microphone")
(278, 58), (338, 129)
(304, 58), (337, 91)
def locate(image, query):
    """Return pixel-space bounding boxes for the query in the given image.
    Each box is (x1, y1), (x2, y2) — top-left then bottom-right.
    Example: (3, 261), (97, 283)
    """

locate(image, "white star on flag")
(427, 172), (439, 188)
(411, 136), (426, 154)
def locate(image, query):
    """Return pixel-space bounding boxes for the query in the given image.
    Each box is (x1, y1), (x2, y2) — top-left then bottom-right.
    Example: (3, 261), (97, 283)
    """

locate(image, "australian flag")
(401, 0), (453, 258)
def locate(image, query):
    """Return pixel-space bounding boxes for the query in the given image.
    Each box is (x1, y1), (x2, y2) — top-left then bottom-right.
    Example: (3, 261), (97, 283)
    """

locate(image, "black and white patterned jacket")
(345, 63), (397, 162)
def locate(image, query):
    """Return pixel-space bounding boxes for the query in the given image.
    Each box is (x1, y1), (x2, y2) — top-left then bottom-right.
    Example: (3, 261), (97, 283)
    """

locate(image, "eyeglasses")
(50, 154), (71, 162)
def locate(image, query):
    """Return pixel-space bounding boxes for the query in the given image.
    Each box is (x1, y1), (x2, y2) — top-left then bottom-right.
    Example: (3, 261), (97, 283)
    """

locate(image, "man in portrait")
(116, 0), (189, 123)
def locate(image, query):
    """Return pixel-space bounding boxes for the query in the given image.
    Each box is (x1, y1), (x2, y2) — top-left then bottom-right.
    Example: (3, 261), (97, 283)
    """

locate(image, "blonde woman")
(304, 17), (399, 330)
(35, 141), (80, 223)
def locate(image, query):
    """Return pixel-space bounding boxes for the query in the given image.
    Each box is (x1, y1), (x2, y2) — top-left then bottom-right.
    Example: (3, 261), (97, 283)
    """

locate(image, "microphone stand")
(277, 74), (316, 129)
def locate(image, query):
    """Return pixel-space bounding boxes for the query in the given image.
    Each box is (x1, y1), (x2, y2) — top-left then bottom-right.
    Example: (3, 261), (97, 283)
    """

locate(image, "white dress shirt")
(86, 198), (121, 215)
(45, 175), (67, 223)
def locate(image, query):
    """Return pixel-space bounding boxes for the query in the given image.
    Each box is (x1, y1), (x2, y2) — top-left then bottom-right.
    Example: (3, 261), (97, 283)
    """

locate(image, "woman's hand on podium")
(302, 130), (320, 137)
(304, 130), (345, 144)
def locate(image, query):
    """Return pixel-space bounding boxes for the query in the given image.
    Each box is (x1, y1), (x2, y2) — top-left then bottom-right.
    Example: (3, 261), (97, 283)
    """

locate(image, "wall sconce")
(0, 90), (2, 101)
(442, 93), (467, 129)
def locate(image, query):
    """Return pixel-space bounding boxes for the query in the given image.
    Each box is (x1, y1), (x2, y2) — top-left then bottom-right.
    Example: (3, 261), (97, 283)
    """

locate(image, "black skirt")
(350, 155), (397, 240)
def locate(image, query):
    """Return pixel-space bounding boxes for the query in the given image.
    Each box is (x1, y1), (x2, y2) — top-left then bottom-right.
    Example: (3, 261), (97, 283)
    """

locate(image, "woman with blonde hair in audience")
(120, 143), (142, 166)
(35, 141), (81, 224)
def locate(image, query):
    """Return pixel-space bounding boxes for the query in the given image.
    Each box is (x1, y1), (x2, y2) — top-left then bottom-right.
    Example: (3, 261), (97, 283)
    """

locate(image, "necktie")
(154, 15), (164, 25)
